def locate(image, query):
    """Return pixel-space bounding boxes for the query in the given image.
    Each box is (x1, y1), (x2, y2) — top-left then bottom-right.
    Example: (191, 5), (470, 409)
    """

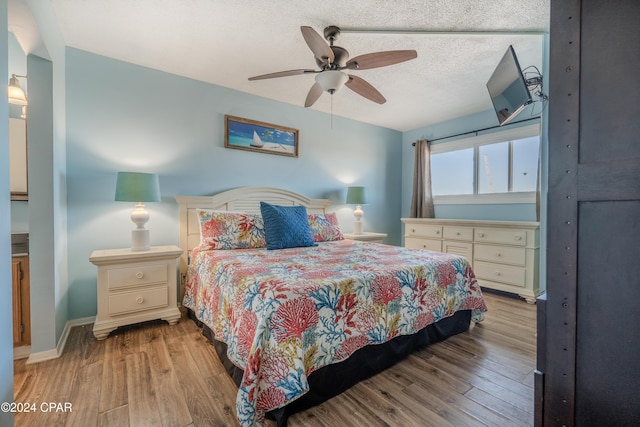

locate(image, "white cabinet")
(401, 218), (540, 303)
(90, 245), (183, 339)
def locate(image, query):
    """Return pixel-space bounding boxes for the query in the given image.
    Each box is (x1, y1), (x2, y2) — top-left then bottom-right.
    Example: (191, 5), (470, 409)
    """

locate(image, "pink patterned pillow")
(308, 212), (344, 242)
(196, 209), (266, 250)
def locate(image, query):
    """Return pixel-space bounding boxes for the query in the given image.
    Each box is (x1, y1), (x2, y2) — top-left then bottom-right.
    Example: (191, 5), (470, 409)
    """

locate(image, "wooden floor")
(14, 291), (536, 427)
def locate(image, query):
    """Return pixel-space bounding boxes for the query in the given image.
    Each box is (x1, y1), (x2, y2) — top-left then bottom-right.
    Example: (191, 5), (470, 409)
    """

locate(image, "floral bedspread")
(183, 240), (487, 426)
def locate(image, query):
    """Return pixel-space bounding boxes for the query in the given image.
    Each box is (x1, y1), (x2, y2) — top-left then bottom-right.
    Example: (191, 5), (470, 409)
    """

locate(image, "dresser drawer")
(474, 244), (526, 266)
(405, 237), (442, 252)
(475, 228), (527, 246)
(108, 286), (168, 315)
(474, 261), (526, 287)
(107, 263), (167, 290)
(443, 226), (473, 241)
(405, 224), (442, 239)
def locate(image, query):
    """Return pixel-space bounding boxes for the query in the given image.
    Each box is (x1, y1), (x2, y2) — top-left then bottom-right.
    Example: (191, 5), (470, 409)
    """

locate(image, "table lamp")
(115, 172), (161, 251)
(346, 186), (368, 234)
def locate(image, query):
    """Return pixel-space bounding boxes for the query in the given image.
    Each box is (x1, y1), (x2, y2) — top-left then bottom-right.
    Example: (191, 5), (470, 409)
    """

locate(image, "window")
(430, 124), (540, 204)
(431, 148), (474, 196)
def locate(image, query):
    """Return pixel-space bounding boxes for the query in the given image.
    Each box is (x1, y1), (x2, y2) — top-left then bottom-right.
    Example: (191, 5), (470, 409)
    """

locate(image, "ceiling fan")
(248, 26), (417, 107)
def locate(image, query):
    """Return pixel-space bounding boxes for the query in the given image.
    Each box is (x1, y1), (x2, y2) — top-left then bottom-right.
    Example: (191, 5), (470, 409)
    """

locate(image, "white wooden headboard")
(174, 186), (331, 290)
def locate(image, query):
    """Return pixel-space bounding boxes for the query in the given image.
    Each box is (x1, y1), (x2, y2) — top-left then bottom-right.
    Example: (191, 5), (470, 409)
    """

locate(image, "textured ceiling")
(47, 0), (549, 131)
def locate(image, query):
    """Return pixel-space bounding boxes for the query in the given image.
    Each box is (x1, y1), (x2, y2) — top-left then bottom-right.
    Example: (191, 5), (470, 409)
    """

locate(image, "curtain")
(410, 139), (435, 218)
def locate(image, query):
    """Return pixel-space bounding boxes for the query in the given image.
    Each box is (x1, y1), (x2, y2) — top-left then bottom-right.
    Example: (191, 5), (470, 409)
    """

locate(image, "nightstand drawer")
(475, 228), (527, 246)
(443, 226), (473, 241)
(107, 263), (167, 290)
(474, 261), (526, 287)
(405, 224), (442, 239)
(474, 244), (526, 266)
(108, 286), (168, 315)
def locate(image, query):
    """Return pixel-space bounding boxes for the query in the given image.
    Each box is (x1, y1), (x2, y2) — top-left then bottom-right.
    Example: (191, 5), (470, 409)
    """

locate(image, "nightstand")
(90, 245), (183, 340)
(343, 232), (388, 244)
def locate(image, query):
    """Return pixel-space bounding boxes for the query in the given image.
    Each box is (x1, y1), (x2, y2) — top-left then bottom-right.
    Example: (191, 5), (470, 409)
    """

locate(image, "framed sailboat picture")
(224, 115), (299, 158)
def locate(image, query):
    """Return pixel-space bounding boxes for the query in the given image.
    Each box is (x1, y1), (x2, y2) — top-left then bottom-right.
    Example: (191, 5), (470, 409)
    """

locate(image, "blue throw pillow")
(260, 202), (317, 250)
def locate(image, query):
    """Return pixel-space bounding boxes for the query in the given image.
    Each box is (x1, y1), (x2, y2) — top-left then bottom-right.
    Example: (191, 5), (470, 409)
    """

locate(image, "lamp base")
(353, 204), (364, 234)
(131, 229), (150, 251)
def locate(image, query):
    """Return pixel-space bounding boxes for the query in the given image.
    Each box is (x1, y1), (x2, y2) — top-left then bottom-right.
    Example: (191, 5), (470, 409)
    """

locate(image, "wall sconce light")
(8, 74), (28, 106)
(115, 172), (161, 251)
(346, 186), (368, 234)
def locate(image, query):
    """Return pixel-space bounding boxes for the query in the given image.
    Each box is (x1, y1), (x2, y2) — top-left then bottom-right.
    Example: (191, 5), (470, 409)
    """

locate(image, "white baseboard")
(13, 345), (31, 360)
(26, 316), (95, 365)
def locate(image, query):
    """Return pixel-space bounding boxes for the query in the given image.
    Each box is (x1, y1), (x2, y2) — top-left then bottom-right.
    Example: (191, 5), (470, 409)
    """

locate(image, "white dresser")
(401, 218), (540, 303)
(90, 245), (183, 339)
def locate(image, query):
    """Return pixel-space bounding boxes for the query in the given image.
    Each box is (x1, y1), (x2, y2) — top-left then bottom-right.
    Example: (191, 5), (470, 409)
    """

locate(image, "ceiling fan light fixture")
(315, 70), (348, 94)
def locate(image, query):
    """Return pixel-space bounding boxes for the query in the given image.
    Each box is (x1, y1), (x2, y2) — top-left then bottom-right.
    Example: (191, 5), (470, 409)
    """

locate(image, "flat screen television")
(486, 45), (533, 126)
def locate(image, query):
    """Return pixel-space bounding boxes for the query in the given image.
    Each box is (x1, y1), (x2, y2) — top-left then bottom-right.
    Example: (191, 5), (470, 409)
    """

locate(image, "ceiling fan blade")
(304, 82), (324, 107)
(301, 26), (335, 64)
(248, 69), (317, 81)
(346, 50), (417, 70)
(345, 75), (386, 104)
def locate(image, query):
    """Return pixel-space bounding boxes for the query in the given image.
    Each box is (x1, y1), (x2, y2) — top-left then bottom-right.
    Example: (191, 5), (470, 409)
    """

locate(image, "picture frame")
(224, 115), (299, 158)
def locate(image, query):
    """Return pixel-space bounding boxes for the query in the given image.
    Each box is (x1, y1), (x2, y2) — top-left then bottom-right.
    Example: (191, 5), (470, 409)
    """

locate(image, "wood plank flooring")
(13, 291), (535, 426)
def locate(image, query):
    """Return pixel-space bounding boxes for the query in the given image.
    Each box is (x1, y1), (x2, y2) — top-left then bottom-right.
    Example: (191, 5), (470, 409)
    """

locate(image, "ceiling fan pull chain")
(331, 94), (335, 128)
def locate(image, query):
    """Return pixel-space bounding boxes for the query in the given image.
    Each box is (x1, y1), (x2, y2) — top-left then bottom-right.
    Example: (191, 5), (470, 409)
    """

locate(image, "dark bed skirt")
(187, 309), (472, 426)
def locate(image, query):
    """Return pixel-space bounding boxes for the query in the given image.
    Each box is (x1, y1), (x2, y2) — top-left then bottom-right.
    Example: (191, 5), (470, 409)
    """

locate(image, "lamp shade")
(346, 186), (367, 205)
(115, 172), (161, 202)
(8, 74), (28, 106)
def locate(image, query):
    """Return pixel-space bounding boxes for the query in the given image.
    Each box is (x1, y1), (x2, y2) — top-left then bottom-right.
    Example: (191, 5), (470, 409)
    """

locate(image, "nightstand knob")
(495, 271), (501, 276)
(136, 297), (144, 304)
(496, 252), (502, 257)
(135, 272), (144, 279)
(479, 233), (485, 238)
(456, 232), (461, 236)
(515, 235), (522, 241)
(435, 230), (440, 235)
(411, 228), (416, 233)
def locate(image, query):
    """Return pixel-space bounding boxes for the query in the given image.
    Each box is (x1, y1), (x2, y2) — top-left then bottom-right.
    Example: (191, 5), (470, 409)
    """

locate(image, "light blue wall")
(65, 48), (403, 319)
(401, 109), (540, 221)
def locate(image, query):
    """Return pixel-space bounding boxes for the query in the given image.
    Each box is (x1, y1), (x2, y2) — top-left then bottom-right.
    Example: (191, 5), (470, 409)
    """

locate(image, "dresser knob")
(456, 232), (461, 236)
(515, 236), (522, 241)
(435, 230), (440, 235)
(495, 271), (501, 276)
(496, 252), (502, 257)
(135, 272), (144, 279)
(411, 228), (416, 233)
(479, 233), (485, 238)
(423, 245), (427, 248)
(136, 297), (144, 304)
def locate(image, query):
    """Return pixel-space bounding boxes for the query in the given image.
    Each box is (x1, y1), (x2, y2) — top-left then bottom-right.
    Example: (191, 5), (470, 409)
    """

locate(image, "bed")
(175, 187), (487, 426)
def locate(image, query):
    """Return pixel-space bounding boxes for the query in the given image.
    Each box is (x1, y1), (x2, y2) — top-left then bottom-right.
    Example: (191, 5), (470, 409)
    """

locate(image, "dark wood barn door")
(538, 0), (640, 425)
